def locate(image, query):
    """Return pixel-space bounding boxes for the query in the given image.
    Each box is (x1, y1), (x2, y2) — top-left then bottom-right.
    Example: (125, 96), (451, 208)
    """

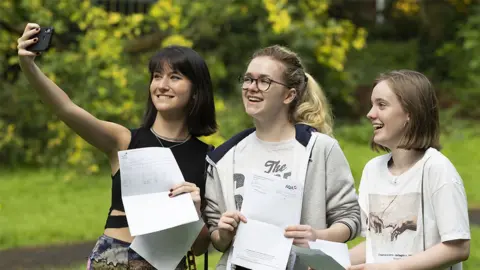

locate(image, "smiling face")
(241, 56), (296, 122)
(149, 64), (192, 114)
(367, 80), (410, 150)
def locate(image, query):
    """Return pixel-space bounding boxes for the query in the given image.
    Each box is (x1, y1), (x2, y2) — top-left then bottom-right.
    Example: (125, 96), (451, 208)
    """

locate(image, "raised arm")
(17, 23), (130, 156)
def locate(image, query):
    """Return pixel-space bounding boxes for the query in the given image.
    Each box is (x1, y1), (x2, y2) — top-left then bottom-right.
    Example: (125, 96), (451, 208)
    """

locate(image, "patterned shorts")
(86, 234), (187, 270)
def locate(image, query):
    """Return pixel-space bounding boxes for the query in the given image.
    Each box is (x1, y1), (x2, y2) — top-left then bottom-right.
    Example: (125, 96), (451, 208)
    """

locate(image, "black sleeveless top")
(104, 127), (212, 229)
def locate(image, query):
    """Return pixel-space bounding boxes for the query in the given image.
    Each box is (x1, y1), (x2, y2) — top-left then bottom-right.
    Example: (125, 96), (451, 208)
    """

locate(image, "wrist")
(19, 55), (34, 64)
(19, 57), (36, 71)
(212, 229), (233, 252)
(315, 228), (328, 241)
(219, 230), (233, 244)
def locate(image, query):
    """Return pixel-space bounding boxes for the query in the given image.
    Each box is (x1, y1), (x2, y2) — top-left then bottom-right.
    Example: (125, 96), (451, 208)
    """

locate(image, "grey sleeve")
(325, 141), (361, 241)
(204, 164), (223, 235)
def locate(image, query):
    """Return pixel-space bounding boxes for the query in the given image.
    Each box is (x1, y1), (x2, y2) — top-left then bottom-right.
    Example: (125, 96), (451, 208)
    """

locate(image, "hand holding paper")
(230, 172), (304, 270)
(284, 224), (318, 248)
(169, 181), (202, 215)
(216, 210), (247, 248)
(118, 147), (199, 236)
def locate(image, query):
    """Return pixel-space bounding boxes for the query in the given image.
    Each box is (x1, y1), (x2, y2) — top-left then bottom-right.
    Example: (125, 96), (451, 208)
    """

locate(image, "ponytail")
(294, 73), (334, 136)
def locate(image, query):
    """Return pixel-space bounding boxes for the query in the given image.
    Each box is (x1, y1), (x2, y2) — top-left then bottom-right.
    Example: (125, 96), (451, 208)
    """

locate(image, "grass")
(0, 124), (479, 268)
(0, 168), (110, 250)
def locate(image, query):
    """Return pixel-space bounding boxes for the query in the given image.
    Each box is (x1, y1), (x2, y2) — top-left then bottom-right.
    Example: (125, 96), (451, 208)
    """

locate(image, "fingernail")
(36, 28), (40, 31)
(168, 193), (172, 197)
(36, 52), (41, 55)
(34, 38), (38, 42)
(169, 189), (173, 192)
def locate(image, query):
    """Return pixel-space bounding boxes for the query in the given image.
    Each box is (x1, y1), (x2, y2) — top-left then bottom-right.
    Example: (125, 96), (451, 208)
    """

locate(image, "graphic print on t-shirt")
(233, 173), (245, 210)
(264, 159), (292, 179)
(368, 192), (421, 262)
(234, 159), (292, 211)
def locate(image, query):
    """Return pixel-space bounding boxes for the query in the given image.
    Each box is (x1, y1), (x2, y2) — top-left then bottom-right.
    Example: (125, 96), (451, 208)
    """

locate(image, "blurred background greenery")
(0, 0), (479, 269)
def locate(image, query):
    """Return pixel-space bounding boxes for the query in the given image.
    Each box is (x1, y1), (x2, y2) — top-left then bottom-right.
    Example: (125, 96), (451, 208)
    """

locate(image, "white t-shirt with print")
(231, 132), (305, 270)
(358, 148), (471, 270)
(232, 132), (304, 211)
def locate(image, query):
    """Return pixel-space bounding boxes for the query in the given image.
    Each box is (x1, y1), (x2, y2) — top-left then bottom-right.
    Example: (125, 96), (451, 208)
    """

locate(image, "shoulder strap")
(421, 157), (452, 269)
(126, 127), (140, 150)
(202, 144), (215, 270)
(421, 160), (427, 252)
(421, 156), (432, 252)
(186, 250), (197, 270)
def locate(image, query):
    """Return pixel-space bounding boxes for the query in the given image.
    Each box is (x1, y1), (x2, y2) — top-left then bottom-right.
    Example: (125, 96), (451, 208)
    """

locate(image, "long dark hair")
(142, 46), (217, 137)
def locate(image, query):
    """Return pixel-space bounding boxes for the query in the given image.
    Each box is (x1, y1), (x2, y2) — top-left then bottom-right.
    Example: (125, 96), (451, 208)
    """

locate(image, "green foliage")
(336, 40), (418, 117)
(437, 4), (480, 118)
(345, 40), (418, 86)
(0, 0), (366, 172)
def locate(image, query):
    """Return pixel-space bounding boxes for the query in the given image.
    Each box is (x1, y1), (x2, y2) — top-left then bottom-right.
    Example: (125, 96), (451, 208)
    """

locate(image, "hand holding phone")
(27, 27), (54, 52)
(17, 23), (54, 59)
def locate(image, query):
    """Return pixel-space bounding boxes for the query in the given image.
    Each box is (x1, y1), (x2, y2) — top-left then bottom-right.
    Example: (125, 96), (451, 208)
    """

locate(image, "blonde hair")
(295, 73), (333, 136)
(252, 45), (333, 136)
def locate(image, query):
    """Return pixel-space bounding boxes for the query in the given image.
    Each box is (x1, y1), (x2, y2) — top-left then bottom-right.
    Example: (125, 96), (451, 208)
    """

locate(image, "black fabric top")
(104, 126), (212, 229)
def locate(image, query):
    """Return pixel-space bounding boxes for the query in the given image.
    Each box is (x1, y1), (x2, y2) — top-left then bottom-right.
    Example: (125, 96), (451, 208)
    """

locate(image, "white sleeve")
(429, 163), (471, 242)
(358, 166), (369, 238)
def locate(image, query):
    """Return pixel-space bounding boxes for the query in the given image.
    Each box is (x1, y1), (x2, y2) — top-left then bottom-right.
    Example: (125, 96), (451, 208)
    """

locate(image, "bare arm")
(389, 240), (469, 270)
(349, 240), (366, 265)
(17, 23), (130, 156)
(191, 225), (210, 256)
(348, 240), (469, 270)
(211, 229), (232, 252)
(316, 223), (352, 243)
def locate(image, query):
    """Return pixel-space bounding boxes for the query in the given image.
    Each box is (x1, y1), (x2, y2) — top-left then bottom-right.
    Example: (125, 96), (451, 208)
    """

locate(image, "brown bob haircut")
(371, 70), (441, 152)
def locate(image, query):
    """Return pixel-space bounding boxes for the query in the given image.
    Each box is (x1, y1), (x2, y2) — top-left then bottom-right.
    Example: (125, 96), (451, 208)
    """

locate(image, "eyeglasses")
(238, 75), (289, 92)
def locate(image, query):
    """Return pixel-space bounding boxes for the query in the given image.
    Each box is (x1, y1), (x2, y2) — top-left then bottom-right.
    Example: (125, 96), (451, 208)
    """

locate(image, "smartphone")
(27, 27), (54, 52)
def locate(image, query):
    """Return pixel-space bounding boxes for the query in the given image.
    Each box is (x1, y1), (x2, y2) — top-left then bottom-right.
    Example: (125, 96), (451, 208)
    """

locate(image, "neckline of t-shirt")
(252, 131), (297, 147)
(383, 148), (433, 181)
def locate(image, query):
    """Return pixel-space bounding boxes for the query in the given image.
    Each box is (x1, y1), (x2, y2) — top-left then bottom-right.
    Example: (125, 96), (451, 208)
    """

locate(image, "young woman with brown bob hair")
(349, 70), (470, 270)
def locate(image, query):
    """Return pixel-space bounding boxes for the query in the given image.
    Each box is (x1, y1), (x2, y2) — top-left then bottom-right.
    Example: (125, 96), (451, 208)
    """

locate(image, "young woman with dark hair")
(17, 22), (218, 269)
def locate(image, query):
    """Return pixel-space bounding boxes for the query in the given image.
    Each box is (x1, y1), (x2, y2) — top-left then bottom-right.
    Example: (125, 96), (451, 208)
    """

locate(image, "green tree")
(0, 0), (366, 175)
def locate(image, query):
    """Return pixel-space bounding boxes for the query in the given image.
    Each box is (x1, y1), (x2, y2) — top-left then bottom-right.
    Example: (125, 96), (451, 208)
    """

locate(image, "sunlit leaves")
(262, 0), (291, 34)
(149, 0), (183, 31)
(261, 0), (367, 71)
(394, 0), (420, 16)
(0, 0), (367, 173)
(161, 34), (193, 48)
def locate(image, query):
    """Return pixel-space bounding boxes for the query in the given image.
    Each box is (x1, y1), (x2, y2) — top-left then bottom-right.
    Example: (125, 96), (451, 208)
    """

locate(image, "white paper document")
(118, 147), (199, 236)
(231, 172), (304, 270)
(130, 219), (205, 270)
(292, 240), (351, 270)
(231, 219), (293, 270)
